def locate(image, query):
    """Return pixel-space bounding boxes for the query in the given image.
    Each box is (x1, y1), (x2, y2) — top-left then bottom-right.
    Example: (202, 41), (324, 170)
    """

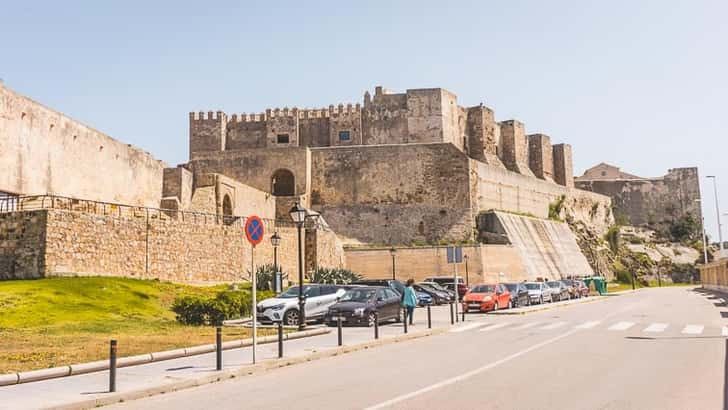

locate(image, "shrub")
(248, 264), (282, 291)
(605, 226), (620, 254)
(548, 196), (566, 220)
(309, 267), (362, 284)
(171, 288), (274, 326)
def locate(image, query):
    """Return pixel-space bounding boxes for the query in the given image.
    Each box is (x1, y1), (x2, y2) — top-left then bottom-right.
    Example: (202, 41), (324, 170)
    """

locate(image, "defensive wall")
(699, 258), (728, 293)
(0, 199), (345, 282)
(345, 244), (527, 283)
(576, 166), (701, 227)
(0, 82), (165, 207)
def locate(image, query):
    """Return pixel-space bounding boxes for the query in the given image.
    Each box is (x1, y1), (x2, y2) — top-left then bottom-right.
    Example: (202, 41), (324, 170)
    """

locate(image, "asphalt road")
(108, 287), (727, 410)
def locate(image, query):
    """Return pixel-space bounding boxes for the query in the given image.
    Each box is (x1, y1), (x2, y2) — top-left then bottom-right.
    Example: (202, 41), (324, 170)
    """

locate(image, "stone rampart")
(0, 83), (165, 206)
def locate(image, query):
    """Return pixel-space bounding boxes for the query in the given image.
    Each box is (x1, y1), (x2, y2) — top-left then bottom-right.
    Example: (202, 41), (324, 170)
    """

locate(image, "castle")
(0, 82), (615, 282)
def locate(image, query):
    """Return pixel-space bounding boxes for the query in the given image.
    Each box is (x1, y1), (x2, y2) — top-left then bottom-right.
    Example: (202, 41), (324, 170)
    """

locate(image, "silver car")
(524, 282), (553, 304)
(256, 284), (348, 326)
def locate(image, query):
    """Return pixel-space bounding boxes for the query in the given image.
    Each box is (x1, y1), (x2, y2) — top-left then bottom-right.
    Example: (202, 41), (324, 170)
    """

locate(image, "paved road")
(108, 287), (726, 410)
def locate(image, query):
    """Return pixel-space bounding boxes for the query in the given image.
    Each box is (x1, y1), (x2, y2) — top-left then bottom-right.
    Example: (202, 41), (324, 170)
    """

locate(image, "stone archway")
(272, 169), (295, 196)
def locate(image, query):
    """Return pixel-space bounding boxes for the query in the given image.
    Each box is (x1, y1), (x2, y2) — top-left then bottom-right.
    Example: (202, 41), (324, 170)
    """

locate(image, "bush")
(171, 288), (274, 326)
(605, 226), (620, 254)
(309, 267), (362, 284)
(248, 264), (282, 291)
(548, 195), (566, 220)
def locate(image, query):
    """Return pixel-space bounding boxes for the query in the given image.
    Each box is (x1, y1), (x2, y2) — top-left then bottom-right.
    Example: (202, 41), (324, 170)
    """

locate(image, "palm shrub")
(249, 264), (282, 291)
(309, 267), (362, 284)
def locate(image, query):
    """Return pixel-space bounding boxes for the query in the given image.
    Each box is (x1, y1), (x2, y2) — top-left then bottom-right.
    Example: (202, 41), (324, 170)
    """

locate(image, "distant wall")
(575, 167), (701, 227)
(344, 244), (527, 283)
(310, 143), (474, 245)
(0, 209), (344, 282)
(700, 258), (728, 292)
(0, 83), (165, 206)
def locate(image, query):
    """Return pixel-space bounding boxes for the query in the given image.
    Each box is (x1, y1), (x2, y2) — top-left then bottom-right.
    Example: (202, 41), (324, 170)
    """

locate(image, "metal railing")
(0, 194), (328, 231)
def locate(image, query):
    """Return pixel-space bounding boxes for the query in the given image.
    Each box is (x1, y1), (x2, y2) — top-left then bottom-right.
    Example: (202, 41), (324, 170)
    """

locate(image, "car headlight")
(354, 307), (365, 316)
(483, 296), (492, 302)
(270, 304), (285, 310)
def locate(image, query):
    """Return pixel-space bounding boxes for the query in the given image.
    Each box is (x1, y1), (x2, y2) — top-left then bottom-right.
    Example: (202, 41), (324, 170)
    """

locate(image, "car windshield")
(547, 282), (561, 287)
(471, 285), (495, 293)
(424, 283), (448, 291)
(525, 283), (541, 290)
(562, 280), (574, 285)
(277, 286), (310, 298)
(504, 284), (517, 292)
(340, 289), (376, 303)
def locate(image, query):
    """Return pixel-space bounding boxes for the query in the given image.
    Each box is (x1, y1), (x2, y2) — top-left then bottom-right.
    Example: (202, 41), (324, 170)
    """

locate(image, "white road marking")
(478, 322), (510, 332)
(514, 322), (541, 330)
(574, 321), (600, 329)
(540, 321), (568, 330)
(681, 325), (704, 335)
(722, 326), (728, 336)
(608, 321), (635, 331)
(364, 327), (582, 410)
(643, 323), (669, 333)
(449, 322), (487, 333)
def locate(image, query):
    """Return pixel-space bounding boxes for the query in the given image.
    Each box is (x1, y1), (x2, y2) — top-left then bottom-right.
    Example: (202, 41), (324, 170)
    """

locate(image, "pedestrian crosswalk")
(451, 319), (725, 336)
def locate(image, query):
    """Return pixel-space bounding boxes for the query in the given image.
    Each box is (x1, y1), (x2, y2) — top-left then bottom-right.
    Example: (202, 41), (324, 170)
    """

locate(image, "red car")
(462, 283), (511, 312)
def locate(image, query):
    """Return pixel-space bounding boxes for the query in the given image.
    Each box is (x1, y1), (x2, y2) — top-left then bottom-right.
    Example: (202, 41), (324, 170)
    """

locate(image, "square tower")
(499, 120), (535, 177)
(553, 143), (574, 188)
(528, 134), (554, 181)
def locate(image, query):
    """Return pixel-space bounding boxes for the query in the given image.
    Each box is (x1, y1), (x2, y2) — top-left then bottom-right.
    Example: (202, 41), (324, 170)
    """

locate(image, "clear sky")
(2, 1), (726, 240)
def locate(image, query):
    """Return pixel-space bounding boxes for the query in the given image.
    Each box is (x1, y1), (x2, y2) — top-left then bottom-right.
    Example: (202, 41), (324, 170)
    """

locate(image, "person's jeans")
(406, 306), (415, 324)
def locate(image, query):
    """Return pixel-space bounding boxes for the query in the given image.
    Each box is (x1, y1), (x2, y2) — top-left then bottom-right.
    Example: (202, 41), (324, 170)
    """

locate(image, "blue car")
(416, 291), (433, 306)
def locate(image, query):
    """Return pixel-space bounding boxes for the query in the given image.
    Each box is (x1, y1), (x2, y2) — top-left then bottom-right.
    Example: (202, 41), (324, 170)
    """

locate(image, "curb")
(0, 328), (330, 387)
(48, 327), (448, 410)
(489, 296), (607, 315)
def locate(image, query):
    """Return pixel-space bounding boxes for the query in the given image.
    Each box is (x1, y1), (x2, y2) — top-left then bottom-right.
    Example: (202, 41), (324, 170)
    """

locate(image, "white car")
(524, 282), (554, 304)
(256, 284), (348, 326)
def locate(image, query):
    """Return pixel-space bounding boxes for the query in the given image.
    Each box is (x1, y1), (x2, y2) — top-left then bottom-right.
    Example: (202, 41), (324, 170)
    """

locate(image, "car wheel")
(367, 312), (376, 327)
(394, 310), (402, 323)
(508, 299), (513, 309)
(539, 296), (543, 305)
(283, 309), (300, 326)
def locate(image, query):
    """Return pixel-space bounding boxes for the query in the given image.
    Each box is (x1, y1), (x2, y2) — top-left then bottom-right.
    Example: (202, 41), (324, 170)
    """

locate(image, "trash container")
(583, 277), (607, 295)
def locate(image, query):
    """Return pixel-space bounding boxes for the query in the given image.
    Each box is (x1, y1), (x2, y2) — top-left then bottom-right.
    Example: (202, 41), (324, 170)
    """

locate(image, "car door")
(303, 286), (322, 318)
(498, 285), (510, 306)
(385, 288), (400, 318)
(374, 289), (388, 318)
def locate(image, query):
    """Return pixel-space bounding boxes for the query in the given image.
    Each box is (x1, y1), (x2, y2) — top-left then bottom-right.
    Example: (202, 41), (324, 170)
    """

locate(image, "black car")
(415, 283), (452, 305)
(325, 286), (402, 326)
(503, 282), (530, 308)
(351, 279), (405, 296)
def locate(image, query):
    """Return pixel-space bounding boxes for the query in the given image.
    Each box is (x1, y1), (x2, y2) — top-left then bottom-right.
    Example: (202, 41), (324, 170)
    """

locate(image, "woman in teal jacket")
(402, 279), (418, 325)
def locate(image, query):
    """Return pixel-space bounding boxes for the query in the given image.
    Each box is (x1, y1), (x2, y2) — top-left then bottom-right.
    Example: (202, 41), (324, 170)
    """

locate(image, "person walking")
(402, 279), (418, 325)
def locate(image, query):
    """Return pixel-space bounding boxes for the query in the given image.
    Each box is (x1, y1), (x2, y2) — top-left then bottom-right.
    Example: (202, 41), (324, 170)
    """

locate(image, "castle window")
(222, 194), (234, 225)
(272, 169), (295, 196)
(601, 171), (607, 176)
(277, 134), (290, 144)
(0, 191), (18, 213)
(338, 131), (351, 141)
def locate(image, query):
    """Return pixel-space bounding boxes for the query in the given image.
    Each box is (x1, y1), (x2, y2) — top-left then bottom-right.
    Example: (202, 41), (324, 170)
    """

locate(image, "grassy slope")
(0, 277), (264, 373)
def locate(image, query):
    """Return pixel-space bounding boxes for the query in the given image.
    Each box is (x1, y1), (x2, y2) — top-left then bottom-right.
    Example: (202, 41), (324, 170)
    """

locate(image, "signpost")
(447, 246), (463, 322)
(244, 216), (264, 364)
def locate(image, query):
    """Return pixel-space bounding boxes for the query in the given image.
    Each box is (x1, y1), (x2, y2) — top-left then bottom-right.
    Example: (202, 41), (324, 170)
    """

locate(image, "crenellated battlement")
(189, 111), (226, 121)
(229, 113), (266, 123)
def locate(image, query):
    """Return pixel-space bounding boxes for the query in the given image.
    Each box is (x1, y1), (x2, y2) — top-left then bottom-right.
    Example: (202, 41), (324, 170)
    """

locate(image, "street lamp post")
(696, 199), (710, 264)
(271, 232), (281, 292)
(707, 176), (724, 256)
(289, 202), (308, 331)
(464, 254), (470, 287)
(389, 247), (397, 280)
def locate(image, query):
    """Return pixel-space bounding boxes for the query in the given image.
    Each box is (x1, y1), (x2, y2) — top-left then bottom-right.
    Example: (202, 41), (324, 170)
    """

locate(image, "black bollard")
(109, 339), (117, 393)
(277, 321), (283, 358)
(403, 308), (408, 334)
(337, 316), (343, 346)
(427, 305), (432, 329)
(449, 303), (454, 325)
(374, 311), (379, 340)
(462, 307), (466, 322)
(216, 327), (222, 371)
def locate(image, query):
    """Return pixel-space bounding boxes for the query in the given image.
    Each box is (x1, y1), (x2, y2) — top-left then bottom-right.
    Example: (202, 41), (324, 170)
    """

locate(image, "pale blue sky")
(2, 1), (726, 240)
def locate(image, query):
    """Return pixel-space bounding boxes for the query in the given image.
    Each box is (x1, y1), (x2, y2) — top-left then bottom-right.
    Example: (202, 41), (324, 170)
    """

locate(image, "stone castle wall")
(0, 83), (165, 206)
(344, 244), (527, 283)
(575, 167), (701, 227)
(0, 209), (345, 282)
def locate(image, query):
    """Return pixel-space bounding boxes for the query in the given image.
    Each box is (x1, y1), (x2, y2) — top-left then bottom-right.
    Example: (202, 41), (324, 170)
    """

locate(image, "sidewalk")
(0, 304), (478, 410)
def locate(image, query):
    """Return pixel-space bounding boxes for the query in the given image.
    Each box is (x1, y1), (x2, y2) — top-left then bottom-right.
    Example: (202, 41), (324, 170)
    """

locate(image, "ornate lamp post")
(389, 247), (397, 280)
(271, 232), (281, 292)
(289, 202), (308, 331)
(464, 254), (470, 287)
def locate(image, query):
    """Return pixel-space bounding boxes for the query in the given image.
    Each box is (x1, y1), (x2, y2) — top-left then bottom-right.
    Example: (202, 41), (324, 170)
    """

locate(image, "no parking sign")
(245, 216), (264, 247)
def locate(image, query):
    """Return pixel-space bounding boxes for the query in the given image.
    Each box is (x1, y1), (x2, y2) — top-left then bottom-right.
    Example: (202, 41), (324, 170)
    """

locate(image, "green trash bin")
(583, 277), (607, 295)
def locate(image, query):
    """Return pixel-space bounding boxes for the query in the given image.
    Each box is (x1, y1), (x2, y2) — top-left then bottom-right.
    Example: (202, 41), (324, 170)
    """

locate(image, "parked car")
(574, 280), (590, 297)
(560, 279), (579, 299)
(416, 290), (433, 306)
(503, 282), (530, 308)
(524, 282), (552, 304)
(414, 283), (451, 305)
(420, 281), (456, 300)
(424, 277), (468, 299)
(352, 279), (405, 296)
(462, 283), (511, 312)
(257, 284), (348, 325)
(325, 286), (402, 326)
(547, 281), (571, 302)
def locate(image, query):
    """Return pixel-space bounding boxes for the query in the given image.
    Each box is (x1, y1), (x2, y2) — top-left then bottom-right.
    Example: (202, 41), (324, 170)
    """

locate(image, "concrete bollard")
(374, 311), (379, 340)
(462, 307), (466, 322)
(278, 321), (284, 358)
(337, 316), (343, 346)
(427, 305), (432, 329)
(403, 308), (408, 334)
(109, 340), (117, 393)
(449, 303), (454, 325)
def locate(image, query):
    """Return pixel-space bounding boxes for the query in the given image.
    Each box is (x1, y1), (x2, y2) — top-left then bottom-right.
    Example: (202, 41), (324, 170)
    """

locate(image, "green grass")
(607, 281), (695, 293)
(0, 277), (270, 373)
